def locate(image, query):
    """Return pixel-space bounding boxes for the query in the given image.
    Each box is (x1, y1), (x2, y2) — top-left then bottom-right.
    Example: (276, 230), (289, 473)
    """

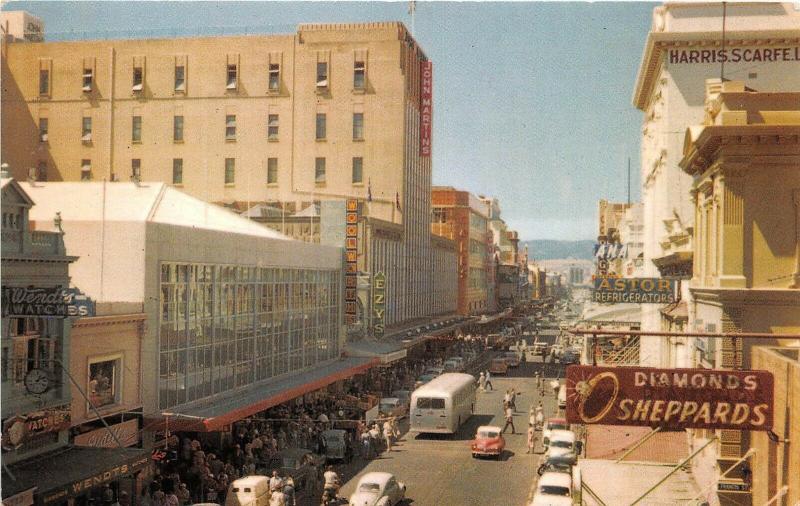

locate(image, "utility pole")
(409, 1), (416, 37)
(627, 157), (631, 206)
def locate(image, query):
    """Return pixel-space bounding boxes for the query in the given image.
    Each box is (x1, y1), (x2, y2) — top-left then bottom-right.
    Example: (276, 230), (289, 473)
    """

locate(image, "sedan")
(470, 425), (505, 459)
(349, 472), (406, 506)
(503, 351), (521, 367)
(378, 397), (408, 419)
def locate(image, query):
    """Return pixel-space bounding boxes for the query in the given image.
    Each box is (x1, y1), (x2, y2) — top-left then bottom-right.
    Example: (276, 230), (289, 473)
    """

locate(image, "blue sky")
(7, 1), (654, 240)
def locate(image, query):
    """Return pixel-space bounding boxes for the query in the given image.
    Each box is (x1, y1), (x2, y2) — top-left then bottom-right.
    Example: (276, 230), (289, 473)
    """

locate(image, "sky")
(6, 1), (654, 241)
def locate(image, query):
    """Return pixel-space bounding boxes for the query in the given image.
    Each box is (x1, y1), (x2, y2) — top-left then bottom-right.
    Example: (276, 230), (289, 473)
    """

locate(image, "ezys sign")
(565, 365), (773, 431)
(592, 276), (676, 304)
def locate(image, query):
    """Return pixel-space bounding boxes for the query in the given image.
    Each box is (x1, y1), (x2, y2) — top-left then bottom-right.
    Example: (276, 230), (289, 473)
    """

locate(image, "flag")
(395, 192), (402, 212)
(408, 0), (416, 16)
(367, 178), (372, 202)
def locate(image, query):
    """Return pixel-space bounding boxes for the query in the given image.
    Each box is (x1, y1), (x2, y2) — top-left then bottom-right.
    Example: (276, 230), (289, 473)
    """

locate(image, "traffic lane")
(336, 377), (541, 506)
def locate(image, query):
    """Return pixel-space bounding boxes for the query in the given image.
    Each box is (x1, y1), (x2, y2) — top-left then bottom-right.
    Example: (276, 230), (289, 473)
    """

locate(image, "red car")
(470, 425), (506, 459)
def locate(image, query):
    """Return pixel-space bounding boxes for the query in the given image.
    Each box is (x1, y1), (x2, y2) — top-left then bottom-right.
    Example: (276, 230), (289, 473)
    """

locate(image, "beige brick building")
(1, 20), (457, 333)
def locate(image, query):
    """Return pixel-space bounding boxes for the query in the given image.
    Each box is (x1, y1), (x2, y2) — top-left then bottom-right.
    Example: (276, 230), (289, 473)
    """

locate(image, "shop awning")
(144, 357), (378, 432)
(345, 340), (407, 364)
(474, 308), (513, 325)
(1, 446), (152, 505)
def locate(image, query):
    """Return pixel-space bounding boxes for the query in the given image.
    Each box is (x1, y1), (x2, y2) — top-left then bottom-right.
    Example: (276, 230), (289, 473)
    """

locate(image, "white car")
(349, 472), (406, 506)
(544, 429), (581, 465)
(529, 471), (573, 506)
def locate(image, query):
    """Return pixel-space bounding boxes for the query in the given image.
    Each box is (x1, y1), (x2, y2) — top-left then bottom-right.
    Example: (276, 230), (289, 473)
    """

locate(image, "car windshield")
(551, 441), (573, 449)
(479, 430), (499, 438)
(358, 483), (380, 493)
(539, 485), (571, 497)
(551, 423), (569, 431)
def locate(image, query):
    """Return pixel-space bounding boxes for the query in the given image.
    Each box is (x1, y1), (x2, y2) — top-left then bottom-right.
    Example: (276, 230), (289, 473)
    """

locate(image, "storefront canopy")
(144, 357), (378, 432)
(345, 340), (407, 364)
(1, 446), (152, 505)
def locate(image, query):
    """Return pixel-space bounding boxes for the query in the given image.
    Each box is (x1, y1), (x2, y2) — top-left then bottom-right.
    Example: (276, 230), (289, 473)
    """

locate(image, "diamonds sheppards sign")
(565, 365), (773, 431)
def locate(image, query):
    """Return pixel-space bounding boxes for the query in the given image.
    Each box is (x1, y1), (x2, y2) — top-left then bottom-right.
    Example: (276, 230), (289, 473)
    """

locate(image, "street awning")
(144, 357), (378, 432)
(345, 340), (407, 364)
(1, 446), (152, 505)
(474, 308), (513, 325)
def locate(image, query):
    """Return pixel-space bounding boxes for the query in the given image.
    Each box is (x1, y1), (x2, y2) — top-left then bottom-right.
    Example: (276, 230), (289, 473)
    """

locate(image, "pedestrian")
(501, 405), (515, 435)
(360, 428), (372, 459)
(282, 477), (296, 506)
(485, 370), (493, 391)
(383, 419), (394, 452)
(503, 390), (511, 407)
(550, 379), (560, 397)
(478, 372), (486, 392)
(535, 371), (541, 388)
(510, 388), (517, 412)
(527, 423), (536, 454)
(269, 470), (283, 493)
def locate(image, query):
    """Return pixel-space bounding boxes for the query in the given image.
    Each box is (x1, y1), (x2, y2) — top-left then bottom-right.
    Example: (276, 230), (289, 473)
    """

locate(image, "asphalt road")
(325, 367), (562, 506)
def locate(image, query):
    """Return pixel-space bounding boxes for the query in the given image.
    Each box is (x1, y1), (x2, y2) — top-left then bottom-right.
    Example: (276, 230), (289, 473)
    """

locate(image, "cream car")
(349, 472), (406, 506)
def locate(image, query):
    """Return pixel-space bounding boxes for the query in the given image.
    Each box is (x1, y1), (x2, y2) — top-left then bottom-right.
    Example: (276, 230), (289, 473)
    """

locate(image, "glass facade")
(158, 262), (341, 410)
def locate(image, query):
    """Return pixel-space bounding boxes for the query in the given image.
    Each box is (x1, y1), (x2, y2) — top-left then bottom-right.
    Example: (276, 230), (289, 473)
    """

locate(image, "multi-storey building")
(431, 187), (490, 315)
(680, 82), (800, 506)
(632, 2), (800, 370)
(0, 20), (456, 334)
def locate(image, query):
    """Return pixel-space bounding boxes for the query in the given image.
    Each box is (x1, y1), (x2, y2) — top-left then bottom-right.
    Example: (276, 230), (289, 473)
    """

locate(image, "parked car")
(320, 429), (353, 463)
(544, 430), (582, 465)
(558, 385), (567, 410)
(529, 472), (573, 506)
(559, 349), (580, 365)
(488, 358), (508, 375)
(391, 389), (411, 411)
(378, 397), (408, 419)
(503, 351), (521, 367)
(348, 472), (406, 506)
(443, 359), (462, 372)
(542, 418), (570, 447)
(470, 425), (505, 459)
(415, 373), (438, 389)
(424, 366), (445, 376)
(225, 476), (270, 506)
(267, 448), (322, 491)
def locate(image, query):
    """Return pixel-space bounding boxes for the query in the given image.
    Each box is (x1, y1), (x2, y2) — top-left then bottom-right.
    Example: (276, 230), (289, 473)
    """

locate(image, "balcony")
(1, 229), (66, 258)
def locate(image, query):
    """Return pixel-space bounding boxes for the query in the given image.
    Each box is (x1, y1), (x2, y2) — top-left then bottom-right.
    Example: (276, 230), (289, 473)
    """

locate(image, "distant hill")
(522, 240), (594, 261)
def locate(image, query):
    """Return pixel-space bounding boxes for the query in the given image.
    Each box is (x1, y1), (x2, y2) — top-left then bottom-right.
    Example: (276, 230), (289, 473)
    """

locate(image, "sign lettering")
(668, 46), (800, 65)
(565, 365), (773, 430)
(1, 287), (95, 318)
(592, 276), (675, 304)
(344, 199), (360, 324)
(420, 61), (433, 157)
(74, 419), (139, 448)
(372, 271), (386, 337)
(2, 405), (71, 451)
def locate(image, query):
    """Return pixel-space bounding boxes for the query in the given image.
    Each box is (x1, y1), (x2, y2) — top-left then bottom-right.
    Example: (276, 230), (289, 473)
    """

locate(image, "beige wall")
(1, 23), (416, 225)
(69, 314), (144, 425)
(751, 346), (800, 506)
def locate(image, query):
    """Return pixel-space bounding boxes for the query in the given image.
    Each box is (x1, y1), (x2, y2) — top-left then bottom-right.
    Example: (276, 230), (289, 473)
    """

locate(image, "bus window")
(417, 397), (431, 409)
(431, 398), (445, 409)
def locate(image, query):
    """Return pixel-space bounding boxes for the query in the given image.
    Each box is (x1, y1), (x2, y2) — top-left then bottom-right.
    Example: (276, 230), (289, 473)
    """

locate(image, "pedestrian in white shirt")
(501, 406), (515, 434)
(485, 370), (493, 391)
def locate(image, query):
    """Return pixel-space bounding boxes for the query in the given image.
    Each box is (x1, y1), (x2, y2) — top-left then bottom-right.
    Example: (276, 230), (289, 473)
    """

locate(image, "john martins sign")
(565, 365), (774, 431)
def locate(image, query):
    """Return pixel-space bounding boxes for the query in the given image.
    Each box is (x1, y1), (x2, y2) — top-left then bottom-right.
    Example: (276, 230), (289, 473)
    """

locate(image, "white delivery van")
(225, 476), (271, 506)
(558, 384), (567, 410)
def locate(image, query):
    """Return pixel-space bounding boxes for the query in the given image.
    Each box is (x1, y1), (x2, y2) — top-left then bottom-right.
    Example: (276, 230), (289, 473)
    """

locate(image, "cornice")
(71, 313), (147, 328)
(690, 287), (800, 306)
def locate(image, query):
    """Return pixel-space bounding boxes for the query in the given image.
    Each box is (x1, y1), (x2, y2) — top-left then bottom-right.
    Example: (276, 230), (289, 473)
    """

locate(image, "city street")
(324, 362), (562, 506)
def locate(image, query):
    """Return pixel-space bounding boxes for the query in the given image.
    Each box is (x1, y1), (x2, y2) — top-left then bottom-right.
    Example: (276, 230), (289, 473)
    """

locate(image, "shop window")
(88, 355), (122, 408)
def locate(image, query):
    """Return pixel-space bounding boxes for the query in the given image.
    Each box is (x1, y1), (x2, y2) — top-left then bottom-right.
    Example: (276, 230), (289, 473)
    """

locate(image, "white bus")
(410, 373), (476, 434)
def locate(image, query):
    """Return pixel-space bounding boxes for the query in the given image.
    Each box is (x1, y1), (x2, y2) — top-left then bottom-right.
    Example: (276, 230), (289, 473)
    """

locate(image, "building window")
(173, 158), (183, 185)
(132, 67), (143, 92)
(225, 115), (236, 141)
(352, 157), (363, 184)
(82, 68), (93, 92)
(267, 157), (278, 184)
(39, 69), (50, 96)
(131, 159), (141, 180)
(315, 157), (326, 184)
(353, 113), (364, 141)
(226, 64), (238, 90)
(81, 159), (92, 181)
(268, 114), (279, 140)
(315, 113), (326, 140)
(132, 116), (142, 143)
(174, 65), (186, 92)
(38, 118), (48, 143)
(269, 64), (280, 92)
(316, 62), (328, 88)
(82, 117), (92, 142)
(173, 115), (184, 142)
(354, 61), (366, 89)
(88, 356), (122, 409)
(225, 158), (235, 185)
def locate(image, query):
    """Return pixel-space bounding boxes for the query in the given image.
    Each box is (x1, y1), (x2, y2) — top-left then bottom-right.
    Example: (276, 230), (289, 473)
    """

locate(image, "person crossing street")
(501, 404), (515, 434)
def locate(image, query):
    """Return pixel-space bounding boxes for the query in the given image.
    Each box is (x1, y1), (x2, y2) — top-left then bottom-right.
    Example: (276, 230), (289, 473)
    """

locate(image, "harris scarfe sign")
(592, 276), (676, 303)
(565, 365), (774, 431)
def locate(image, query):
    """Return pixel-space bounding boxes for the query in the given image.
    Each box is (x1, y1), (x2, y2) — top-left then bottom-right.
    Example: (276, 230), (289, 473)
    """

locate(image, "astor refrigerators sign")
(565, 365), (773, 431)
(592, 276), (676, 303)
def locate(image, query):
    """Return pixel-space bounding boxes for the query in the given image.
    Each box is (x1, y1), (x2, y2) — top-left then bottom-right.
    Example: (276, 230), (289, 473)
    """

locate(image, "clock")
(24, 368), (50, 395)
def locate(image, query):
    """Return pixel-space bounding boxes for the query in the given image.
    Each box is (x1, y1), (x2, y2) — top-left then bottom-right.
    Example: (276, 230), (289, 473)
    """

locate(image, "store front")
(1, 446), (152, 506)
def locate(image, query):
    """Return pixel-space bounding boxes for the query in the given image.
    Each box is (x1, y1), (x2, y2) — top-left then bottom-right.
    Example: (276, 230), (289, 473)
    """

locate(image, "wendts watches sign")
(565, 365), (774, 431)
(2, 287), (95, 318)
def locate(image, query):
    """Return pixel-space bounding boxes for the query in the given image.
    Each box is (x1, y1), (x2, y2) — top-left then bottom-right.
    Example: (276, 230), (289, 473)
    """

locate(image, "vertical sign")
(344, 199), (359, 324)
(420, 61), (433, 157)
(373, 271), (386, 337)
